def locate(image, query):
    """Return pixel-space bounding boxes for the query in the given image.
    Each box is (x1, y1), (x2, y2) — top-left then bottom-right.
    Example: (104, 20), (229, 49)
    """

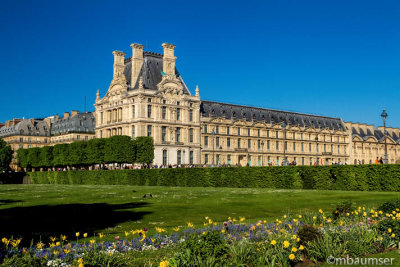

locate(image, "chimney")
(112, 51), (126, 79)
(71, 110), (79, 117)
(162, 43), (176, 76)
(130, 43), (144, 87)
(63, 112), (70, 119)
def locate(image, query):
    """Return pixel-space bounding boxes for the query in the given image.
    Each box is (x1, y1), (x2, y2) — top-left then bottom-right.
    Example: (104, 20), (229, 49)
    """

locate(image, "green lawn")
(0, 184), (399, 244)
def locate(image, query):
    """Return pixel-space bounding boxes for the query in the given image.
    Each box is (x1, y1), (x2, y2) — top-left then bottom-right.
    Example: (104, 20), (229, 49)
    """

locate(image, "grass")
(0, 184), (400, 244)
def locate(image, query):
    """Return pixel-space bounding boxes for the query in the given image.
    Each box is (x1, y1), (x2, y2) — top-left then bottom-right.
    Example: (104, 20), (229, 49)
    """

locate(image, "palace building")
(2, 41), (400, 169)
(93, 41), (400, 166)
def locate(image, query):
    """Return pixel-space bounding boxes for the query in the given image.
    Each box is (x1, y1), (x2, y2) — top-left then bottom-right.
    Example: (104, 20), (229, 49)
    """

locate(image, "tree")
(17, 148), (29, 169)
(27, 147), (41, 169)
(39, 146), (53, 169)
(52, 144), (70, 167)
(86, 138), (106, 165)
(134, 136), (154, 165)
(68, 141), (87, 167)
(104, 136), (135, 164)
(0, 138), (13, 172)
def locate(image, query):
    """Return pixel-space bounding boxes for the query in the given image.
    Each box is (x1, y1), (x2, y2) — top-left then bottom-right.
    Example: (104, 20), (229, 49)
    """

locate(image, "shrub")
(332, 201), (353, 219)
(378, 200), (400, 213)
(297, 224), (322, 246)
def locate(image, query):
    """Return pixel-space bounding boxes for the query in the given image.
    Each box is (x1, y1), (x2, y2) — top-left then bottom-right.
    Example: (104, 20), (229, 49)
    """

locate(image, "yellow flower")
(205, 216), (209, 220)
(240, 217), (246, 222)
(299, 245), (305, 250)
(53, 250), (59, 255)
(56, 242), (60, 246)
(292, 235), (297, 240)
(49, 243), (55, 248)
(319, 209), (323, 213)
(289, 254), (295, 260)
(221, 229), (226, 234)
(36, 242), (44, 249)
(156, 227), (166, 233)
(2, 238), (9, 246)
(11, 239), (21, 248)
(296, 238), (300, 242)
(270, 240), (277, 245)
(298, 215), (302, 219)
(283, 215), (287, 218)
(90, 239), (95, 245)
(391, 233), (396, 238)
(83, 233), (87, 238)
(160, 260), (169, 267)
(388, 228), (392, 233)
(99, 233), (104, 238)
(263, 220), (267, 223)
(50, 236), (57, 242)
(363, 212), (367, 217)
(346, 213), (350, 216)
(173, 227), (180, 232)
(64, 248), (70, 254)
(76, 232), (80, 237)
(292, 247), (298, 252)
(313, 216), (317, 220)
(283, 240), (290, 248)
(187, 222), (194, 228)
(61, 235), (67, 241)
(78, 258), (83, 267)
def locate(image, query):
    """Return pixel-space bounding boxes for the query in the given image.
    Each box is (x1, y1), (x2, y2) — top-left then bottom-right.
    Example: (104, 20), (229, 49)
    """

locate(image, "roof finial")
(96, 89), (100, 102)
(195, 85), (199, 97)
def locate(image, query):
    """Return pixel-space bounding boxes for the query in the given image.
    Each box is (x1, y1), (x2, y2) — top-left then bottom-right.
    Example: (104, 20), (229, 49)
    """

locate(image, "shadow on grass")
(0, 199), (23, 205)
(0, 202), (151, 244)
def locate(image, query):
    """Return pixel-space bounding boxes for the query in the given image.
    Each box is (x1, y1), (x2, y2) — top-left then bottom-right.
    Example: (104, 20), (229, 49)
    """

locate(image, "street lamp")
(282, 122), (287, 166)
(211, 129), (215, 165)
(261, 141), (264, 166)
(315, 136), (319, 165)
(381, 109), (388, 164)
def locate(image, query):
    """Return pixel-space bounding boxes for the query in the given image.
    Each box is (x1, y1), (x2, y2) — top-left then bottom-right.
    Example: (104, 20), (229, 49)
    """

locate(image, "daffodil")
(388, 228), (392, 233)
(187, 222), (194, 228)
(99, 233), (104, 238)
(160, 260), (169, 267)
(173, 227), (180, 232)
(270, 240), (277, 245)
(83, 233), (87, 238)
(75, 232), (80, 237)
(61, 235), (67, 241)
(391, 234), (396, 238)
(283, 240), (290, 248)
(299, 245), (305, 250)
(292, 247), (298, 252)
(289, 254), (295, 260)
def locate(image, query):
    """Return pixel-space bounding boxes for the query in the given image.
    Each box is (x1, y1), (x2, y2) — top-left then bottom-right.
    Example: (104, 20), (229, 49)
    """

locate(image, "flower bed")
(1, 202), (400, 266)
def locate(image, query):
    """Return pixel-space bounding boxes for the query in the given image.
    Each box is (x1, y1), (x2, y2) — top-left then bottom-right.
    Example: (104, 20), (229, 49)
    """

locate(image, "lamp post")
(315, 136), (319, 165)
(381, 109), (388, 164)
(211, 129), (215, 165)
(282, 122), (287, 166)
(261, 141), (264, 166)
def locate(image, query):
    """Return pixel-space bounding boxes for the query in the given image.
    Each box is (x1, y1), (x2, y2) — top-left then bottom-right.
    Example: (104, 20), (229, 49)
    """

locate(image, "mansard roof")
(200, 101), (346, 131)
(352, 127), (400, 143)
(123, 52), (190, 94)
(0, 119), (50, 138)
(50, 112), (95, 135)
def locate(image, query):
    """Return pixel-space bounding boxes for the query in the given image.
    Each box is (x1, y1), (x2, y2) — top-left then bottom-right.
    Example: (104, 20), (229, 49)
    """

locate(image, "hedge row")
(28, 164), (400, 191)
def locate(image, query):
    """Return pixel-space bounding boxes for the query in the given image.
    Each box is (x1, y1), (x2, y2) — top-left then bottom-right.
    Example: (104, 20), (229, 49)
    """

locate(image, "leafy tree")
(17, 148), (29, 169)
(52, 144), (70, 167)
(86, 138), (106, 165)
(68, 141), (88, 167)
(104, 136), (135, 164)
(39, 146), (53, 168)
(27, 147), (41, 168)
(134, 137), (154, 165)
(0, 138), (13, 172)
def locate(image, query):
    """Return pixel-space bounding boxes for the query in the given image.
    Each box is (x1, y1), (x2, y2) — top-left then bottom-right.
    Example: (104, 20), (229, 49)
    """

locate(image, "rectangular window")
(132, 105), (135, 118)
(238, 138), (241, 148)
(301, 133), (303, 140)
(267, 130), (270, 138)
(148, 98), (152, 102)
(227, 137), (231, 148)
(284, 141), (287, 150)
(205, 154), (209, 164)
(309, 143), (312, 152)
(162, 126), (166, 142)
(257, 129), (260, 137)
(176, 127), (181, 142)
(216, 154), (220, 165)
(267, 140), (270, 150)
(85, 136), (88, 141)
(331, 144), (333, 153)
(258, 140), (261, 149)
(163, 150), (167, 165)
(276, 141), (279, 150)
(100, 130), (103, 138)
(302, 157), (305, 165)
(276, 157), (280, 166)
(132, 126), (135, 138)
(227, 155), (231, 164)
(216, 126), (219, 134)
(324, 144), (326, 152)
(77, 135), (80, 140)
(338, 145), (341, 153)
(147, 105), (152, 118)
(316, 144), (319, 152)
(177, 150), (181, 164)
(227, 127), (230, 135)
(189, 128), (193, 143)
(216, 137), (220, 148)
(176, 108), (181, 120)
(189, 151), (194, 164)
(101, 112), (103, 124)
(293, 132), (296, 140)
(147, 125), (152, 137)
(276, 131), (279, 138)
(248, 128), (251, 136)
(301, 142), (304, 152)
(204, 125), (208, 133)
(237, 128), (240, 135)
(248, 139), (251, 149)
(189, 110), (193, 122)
(258, 156), (261, 166)
(204, 136), (208, 148)
(162, 106), (166, 119)
(293, 142), (296, 151)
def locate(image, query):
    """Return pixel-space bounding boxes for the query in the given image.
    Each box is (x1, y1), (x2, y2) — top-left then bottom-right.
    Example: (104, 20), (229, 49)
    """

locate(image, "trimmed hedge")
(28, 164), (400, 191)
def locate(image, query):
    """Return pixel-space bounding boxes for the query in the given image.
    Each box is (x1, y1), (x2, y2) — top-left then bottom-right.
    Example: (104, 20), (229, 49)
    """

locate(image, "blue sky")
(0, 0), (399, 127)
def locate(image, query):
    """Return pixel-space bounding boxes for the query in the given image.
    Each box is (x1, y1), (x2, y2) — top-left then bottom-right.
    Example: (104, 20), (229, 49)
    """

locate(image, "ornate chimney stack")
(130, 43), (144, 87)
(162, 43), (176, 76)
(112, 51), (126, 79)
(195, 85), (200, 97)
